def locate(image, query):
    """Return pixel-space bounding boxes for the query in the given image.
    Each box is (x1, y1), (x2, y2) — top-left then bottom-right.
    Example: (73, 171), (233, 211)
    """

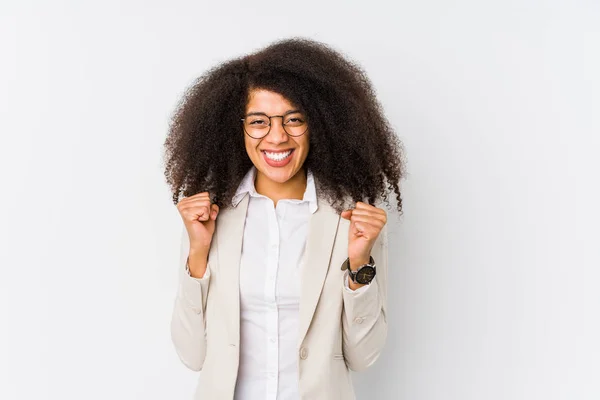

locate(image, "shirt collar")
(232, 166), (318, 214)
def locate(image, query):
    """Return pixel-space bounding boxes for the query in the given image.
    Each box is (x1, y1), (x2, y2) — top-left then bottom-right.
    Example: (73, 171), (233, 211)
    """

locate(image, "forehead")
(246, 89), (299, 114)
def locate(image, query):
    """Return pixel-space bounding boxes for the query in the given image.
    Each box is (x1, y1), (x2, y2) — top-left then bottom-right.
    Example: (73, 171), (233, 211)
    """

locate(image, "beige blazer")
(171, 192), (389, 399)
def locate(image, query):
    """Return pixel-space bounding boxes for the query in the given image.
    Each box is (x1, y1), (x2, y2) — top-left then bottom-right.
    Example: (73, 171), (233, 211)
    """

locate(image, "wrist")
(347, 274), (367, 290)
(348, 256), (371, 271)
(345, 255), (376, 286)
(188, 249), (209, 278)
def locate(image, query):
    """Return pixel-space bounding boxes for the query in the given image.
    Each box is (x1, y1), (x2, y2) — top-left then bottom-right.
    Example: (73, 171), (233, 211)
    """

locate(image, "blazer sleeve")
(341, 222), (389, 371)
(170, 226), (211, 371)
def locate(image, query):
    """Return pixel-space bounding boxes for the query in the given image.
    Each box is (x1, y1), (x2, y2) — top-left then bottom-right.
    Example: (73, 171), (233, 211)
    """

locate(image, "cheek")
(300, 136), (310, 154)
(244, 138), (258, 155)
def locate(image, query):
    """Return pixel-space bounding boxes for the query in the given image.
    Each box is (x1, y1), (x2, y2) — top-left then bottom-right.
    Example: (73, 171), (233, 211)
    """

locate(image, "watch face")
(356, 266), (376, 284)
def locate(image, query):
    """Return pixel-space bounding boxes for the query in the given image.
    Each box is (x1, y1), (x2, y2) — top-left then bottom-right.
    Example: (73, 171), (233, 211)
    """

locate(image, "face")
(243, 89), (310, 185)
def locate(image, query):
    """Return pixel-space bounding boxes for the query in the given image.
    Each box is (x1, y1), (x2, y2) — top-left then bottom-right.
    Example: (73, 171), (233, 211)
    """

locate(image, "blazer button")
(299, 347), (308, 360)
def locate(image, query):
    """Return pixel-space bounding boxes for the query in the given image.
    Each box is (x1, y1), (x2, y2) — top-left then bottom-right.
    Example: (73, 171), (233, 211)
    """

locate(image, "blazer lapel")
(216, 192), (249, 346)
(297, 195), (341, 347)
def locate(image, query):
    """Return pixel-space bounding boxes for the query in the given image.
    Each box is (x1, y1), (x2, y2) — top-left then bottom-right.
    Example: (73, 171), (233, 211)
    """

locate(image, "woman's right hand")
(176, 191), (220, 267)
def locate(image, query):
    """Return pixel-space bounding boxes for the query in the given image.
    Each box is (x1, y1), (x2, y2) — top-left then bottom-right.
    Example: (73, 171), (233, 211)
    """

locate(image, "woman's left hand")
(340, 202), (387, 267)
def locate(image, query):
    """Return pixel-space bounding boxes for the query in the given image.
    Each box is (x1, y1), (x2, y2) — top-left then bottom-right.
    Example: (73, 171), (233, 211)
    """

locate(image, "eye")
(284, 116), (305, 126)
(248, 118), (268, 126)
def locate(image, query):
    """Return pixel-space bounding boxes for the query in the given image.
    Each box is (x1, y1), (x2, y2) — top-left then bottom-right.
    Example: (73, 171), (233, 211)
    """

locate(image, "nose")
(265, 117), (288, 144)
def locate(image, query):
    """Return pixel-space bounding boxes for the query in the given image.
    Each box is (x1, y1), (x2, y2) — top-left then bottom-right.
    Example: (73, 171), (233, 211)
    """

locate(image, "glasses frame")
(240, 110), (309, 139)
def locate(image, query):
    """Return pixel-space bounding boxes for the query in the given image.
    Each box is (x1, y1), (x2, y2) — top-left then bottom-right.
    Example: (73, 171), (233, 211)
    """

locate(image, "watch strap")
(341, 255), (375, 271)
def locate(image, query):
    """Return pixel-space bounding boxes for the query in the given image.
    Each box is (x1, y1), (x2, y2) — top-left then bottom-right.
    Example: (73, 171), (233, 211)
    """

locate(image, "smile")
(261, 149), (295, 167)
(262, 149), (293, 161)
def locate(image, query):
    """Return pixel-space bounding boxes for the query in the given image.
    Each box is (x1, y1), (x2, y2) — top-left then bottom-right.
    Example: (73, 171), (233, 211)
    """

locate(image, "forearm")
(171, 250), (211, 371)
(341, 225), (389, 371)
(171, 280), (208, 371)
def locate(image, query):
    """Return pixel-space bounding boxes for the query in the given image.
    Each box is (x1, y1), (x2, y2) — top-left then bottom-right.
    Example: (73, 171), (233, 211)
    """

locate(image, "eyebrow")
(245, 109), (302, 117)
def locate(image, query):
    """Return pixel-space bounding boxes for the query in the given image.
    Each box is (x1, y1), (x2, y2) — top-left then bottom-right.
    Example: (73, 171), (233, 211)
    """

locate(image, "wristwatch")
(342, 256), (376, 284)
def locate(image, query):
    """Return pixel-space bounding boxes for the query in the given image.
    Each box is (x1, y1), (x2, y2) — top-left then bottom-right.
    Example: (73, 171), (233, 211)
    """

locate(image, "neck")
(255, 168), (307, 207)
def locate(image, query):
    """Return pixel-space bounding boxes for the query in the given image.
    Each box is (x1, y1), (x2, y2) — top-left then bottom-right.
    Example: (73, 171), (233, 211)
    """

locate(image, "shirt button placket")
(265, 201), (279, 399)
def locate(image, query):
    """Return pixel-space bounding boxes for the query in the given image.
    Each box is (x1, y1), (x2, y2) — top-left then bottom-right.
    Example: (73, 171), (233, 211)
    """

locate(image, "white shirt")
(188, 166), (369, 400)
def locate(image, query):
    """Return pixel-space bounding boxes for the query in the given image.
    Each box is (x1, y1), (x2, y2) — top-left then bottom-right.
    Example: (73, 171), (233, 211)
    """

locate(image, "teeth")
(264, 150), (292, 161)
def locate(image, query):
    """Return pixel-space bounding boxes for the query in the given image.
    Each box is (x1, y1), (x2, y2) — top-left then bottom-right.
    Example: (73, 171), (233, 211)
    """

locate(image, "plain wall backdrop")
(1, 0), (598, 399)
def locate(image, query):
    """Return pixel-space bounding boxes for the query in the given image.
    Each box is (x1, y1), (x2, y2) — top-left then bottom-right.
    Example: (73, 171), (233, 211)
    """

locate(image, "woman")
(163, 38), (405, 400)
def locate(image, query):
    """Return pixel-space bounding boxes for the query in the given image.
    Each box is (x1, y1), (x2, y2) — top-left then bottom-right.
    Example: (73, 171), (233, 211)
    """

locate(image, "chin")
(259, 166), (299, 183)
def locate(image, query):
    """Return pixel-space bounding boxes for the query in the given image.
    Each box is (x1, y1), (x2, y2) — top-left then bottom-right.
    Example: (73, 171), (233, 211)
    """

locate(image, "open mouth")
(261, 149), (295, 166)
(262, 149), (294, 161)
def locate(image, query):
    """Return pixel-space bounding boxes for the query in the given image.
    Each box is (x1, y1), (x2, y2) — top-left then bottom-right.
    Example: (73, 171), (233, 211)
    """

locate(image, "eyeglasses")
(241, 111), (308, 139)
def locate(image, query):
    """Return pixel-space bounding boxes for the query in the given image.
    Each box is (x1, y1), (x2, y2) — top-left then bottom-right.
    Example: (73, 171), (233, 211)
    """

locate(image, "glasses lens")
(244, 115), (270, 138)
(283, 114), (308, 136)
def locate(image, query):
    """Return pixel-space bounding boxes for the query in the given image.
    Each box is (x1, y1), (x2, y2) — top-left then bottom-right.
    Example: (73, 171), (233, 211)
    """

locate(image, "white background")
(1, 1), (598, 399)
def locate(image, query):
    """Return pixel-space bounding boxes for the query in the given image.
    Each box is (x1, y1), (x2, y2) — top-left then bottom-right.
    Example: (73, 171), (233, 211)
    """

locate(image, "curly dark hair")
(163, 37), (406, 215)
